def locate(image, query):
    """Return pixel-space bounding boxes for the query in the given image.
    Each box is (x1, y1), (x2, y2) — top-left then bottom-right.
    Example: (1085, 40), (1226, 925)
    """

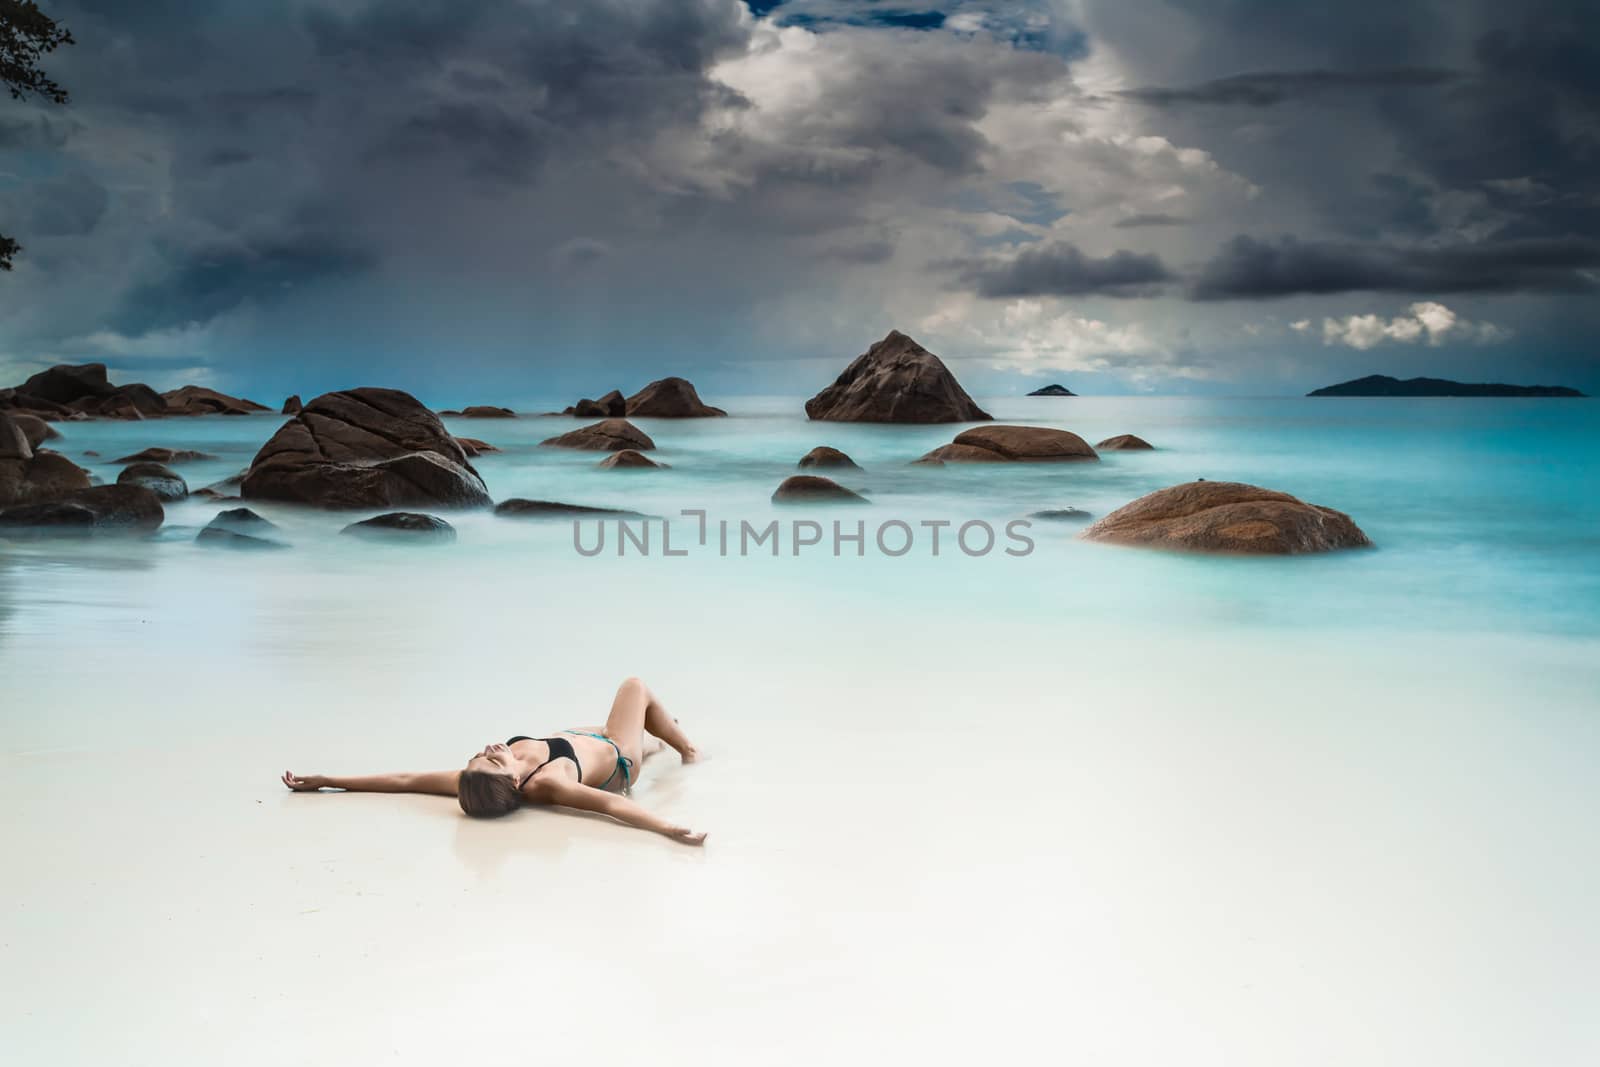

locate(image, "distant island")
(1308, 374), (1585, 398)
(1027, 384), (1076, 397)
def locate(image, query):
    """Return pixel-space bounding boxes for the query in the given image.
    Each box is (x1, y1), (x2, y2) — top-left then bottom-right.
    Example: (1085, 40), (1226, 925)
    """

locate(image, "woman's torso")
(508, 732), (623, 792)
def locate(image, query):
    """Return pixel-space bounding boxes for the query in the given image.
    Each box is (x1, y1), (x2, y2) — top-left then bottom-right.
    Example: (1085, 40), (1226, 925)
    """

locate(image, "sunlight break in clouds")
(1319, 302), (1512, 350)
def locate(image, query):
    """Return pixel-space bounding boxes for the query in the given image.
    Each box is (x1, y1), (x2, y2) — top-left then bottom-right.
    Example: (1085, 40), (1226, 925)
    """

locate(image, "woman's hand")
(281, 771), (328, 792)
(671, 826), (708, 846)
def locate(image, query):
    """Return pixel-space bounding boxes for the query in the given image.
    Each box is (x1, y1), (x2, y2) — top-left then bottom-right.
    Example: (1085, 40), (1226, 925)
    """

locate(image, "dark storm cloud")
(1118, 67), (1461, 108)
(113, 236), (378, 334)
(24, 172), (108, 237)
(959, 242), (1173, 298)
(369, 102), (551, 185)
(1112, 213), (1188, 229)
(1190, 234), (1600, 300)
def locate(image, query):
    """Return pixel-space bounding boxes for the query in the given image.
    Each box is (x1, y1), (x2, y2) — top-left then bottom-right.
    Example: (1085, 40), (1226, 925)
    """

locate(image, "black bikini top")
(507, 735), (582, 788)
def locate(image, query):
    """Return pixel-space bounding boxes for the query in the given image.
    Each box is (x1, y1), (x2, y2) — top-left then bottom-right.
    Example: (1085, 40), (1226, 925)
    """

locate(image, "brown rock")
(458, 405), (517, 418)
(0, 484), (164, 533)
(240, 388), (490, 509)
(196, 527), (289, 551)
(11, 413), (58, 448)
(540, 418), (655, 452)
(1081, 481), (1372, 555)
(624, 377), (725, 417)
(113, 447), (216, 464)
(597, 449), (666, 470)
(455, 437), (500, 458)
(0, 450), (94, 507)
(805, 330), (991, 423)
(494, 499), (647, 519)
(19, 363), (116, 405)
(918, 425), (1099, 463)
(117, 462), (188, 501)
(161, 386), (269, 416)
(1097, 433), (1154, 451)
(341, 512), (456, 542)
(283, 395), (303, 415)
(771, 475), (868, 504)
(0, 412), (31, 460)
(797, 446), (860, 470)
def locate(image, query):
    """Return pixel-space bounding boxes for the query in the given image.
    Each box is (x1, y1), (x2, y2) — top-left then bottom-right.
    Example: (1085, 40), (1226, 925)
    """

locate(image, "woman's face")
(465, 741), (518, 777)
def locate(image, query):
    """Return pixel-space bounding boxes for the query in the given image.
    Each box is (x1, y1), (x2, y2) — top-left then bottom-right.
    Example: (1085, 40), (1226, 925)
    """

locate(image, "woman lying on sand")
(281, 677), (705, 845)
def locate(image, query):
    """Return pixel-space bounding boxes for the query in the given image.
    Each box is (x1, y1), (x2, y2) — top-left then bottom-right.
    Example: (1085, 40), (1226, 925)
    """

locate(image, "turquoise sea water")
(4, 395), (1596, 640)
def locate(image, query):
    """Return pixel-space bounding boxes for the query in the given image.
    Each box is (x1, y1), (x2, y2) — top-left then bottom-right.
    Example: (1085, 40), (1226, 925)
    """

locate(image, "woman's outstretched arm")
(527, 778), (705, 845)
(281, 770), (461, 796)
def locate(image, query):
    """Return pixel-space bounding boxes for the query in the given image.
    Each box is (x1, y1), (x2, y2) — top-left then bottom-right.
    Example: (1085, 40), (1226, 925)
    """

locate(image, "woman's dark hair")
(458, 770), (522, 818)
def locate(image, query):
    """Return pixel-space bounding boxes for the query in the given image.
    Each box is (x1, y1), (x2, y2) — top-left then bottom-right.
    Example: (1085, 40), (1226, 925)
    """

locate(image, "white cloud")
(1319, 301), (1510, 350)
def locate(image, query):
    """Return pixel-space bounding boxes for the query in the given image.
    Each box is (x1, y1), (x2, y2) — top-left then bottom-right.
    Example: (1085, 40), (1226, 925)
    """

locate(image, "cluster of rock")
(0, 332), (1377, 558)
(0, 363), (267, 420)
(557, 377), (726, 418)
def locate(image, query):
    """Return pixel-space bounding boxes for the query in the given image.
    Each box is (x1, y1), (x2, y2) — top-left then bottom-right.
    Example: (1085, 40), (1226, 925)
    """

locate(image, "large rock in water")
(240, 388), (491, 509)
(540, 418), (655, 452)
(1096, 433), (1153, 451)
(0, 484), (164, 533)
(918, 425), (1099, 463)
(624, 378), (725, 417)
(19, 363), (117, 405)
(1081, 481), (1371, 555)
(161, 386), (269, 416)
(805, 330), (991, 423)
(597, 449), (666, 469)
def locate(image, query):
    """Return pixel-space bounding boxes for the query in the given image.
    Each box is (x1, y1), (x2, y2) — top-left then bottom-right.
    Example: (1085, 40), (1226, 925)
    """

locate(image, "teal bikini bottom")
(565, 730), (634, 793)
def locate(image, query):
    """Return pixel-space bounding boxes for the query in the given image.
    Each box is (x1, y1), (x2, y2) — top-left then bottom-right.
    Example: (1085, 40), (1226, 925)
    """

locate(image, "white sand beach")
(3, 542), (1597, 1066)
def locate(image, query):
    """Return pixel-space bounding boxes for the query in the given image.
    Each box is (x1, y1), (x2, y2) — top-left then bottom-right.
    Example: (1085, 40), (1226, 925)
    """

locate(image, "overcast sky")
(2, 0), (1596, 402)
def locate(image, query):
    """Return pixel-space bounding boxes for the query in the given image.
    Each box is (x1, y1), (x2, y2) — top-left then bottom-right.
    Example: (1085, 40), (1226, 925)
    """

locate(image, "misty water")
(4, 395), (1598, 1065)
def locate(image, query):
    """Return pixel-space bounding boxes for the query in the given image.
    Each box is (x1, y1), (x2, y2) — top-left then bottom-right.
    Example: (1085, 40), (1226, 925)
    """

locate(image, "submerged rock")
(113, 447), (216, 464)
(1029, 508), (1093, 522)
(0, 484), (164, 533)
(196, 526), (289, 551)
(918, 425), (1099, 463)
(117, 462), (188, 502)
(1081, 481), (1371, 555)
(771, 475), (868, 504)
(494, 499), (647, 519)
(624, 378), (725, 418)
(204, 507), (280, 535)
(805, 330), (990, 423)
(340, 512), (457, 542)
(458, 405), (517, 418)
(597, 449), (666, 470)
(240, 388), (490, 509)
(797, 446), (860, 470)
(540, 418), (655, 452)
(455, 437), (500, 458)
(1096, 434), (1154, 451)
